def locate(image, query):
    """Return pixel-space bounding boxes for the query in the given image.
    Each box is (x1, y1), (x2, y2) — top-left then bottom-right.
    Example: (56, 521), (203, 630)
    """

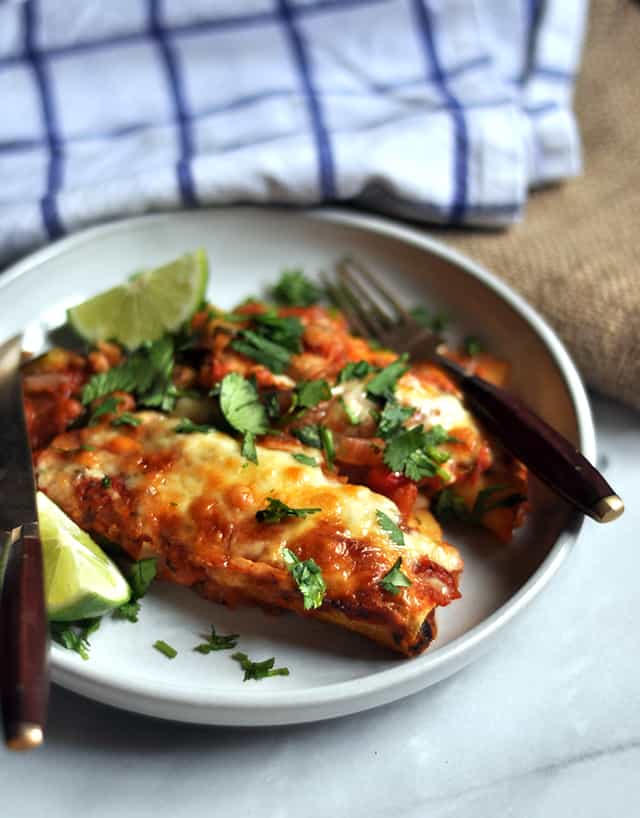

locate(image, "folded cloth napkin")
(0, 0), (587, 262)
(431, 0), (640, 413)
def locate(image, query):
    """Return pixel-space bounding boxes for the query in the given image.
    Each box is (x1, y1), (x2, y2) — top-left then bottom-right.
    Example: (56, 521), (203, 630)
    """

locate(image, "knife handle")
(0, 529), (49, 750)
(456, 373), (624, 523)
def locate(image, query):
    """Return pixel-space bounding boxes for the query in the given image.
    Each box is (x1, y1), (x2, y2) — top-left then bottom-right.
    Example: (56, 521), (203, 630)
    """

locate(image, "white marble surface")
(2, 393), (638, 818)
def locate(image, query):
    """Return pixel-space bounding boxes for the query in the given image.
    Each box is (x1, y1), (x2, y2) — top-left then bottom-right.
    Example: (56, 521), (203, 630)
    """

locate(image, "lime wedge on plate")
(38, 492), (130, 621)
(67, 249), (209, 350)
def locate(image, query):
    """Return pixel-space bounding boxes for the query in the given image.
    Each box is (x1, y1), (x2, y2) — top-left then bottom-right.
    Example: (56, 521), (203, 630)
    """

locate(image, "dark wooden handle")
(458, 373), (623, 523)
(0, 532), (49, 750)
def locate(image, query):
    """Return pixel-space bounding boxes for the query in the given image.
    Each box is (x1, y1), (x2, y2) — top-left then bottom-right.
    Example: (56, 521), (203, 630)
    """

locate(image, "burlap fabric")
(431, 0), (639, 412)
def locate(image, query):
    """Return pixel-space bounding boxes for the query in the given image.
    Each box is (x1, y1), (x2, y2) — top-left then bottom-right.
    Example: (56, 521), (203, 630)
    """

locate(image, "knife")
(0, 334), (48, 751)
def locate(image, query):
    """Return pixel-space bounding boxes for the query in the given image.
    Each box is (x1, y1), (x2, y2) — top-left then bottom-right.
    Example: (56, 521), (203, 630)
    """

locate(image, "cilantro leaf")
(376, 510), (405, 547)
(282, 547), (327, 610)
(291, 453), (318, 467)
(379, 558), (412, 595)
(294, 379), (331, 410)
(193, 625), (239, 653)
(88, 395), (121, 426)
(230, 329), (291, 373)
(337, 360), (377, 384)
(256, 497), (321, 523)
(111, 412), (142, 428)
(366, 355), (409, 400)
(383, 425), (451, 482)
(231, 651), (290, 681)
(252, 312), (304, 353)
(433, 488), (469, 523)
(82, 337), (176, 411)
(128, 557), (157, 599)
(113, 600), (140, 623)
(377, 400), (414, 439)
(153, 640), (177, 659)
(434, 485), (527, 526)
(101, 476), (111, 489)
(463, 336), (483, 357)
(50, 617), (101, 661)
(319, 426), (335, 470)
(339, 396), (362, 425)
(410, 306), (448, 332)
(291, 424), (322, 448)
(272, 269), (322, 307)
(219, 372), (267, 461)
(175, 418), (214, 434)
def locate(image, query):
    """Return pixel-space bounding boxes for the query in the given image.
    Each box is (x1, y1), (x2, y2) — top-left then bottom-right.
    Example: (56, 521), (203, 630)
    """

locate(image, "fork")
(323, 259), (623, 524)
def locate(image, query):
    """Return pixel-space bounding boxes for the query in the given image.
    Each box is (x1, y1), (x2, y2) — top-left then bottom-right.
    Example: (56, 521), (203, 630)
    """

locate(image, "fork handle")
(439, 362), (624, 523)
(0, 529), (49, 750)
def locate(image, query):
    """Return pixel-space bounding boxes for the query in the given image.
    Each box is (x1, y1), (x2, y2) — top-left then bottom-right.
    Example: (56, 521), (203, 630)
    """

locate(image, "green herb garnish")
(50, 618), (101, 661)
(101, 476), (112, 489)
(252, 312), (304, 353)
(379, 558), (412, 595)
(464, 336), (483, 357)
(339, 397), (362, 425)
(230, 330), (291, 373)
(383, 424), (451, 482)
(272, 269), (322, 307)
(231, 651), (290, 681)
(319, 426), (335, 470)
(376, 400), (414, 439)
(410, 306), (448, 332)
(193, 625), (240, 653)
(219, 372), (268, 464)
(291, 424), (322, 449)
(337, 360), (377, 383)
(282, 547), (327, 609)
(293, 379), (331, 410)
(376, 510), (405, 547)
(256, 497), (321, 524)
(153, 640), (177, 659)
(111, 412), (142, 428)
(366, 355), (409, 400)
(434, 485), (526, 525)
(174, 418), (214, 434)
(88, 395), (120, 426)
(291, 453), (318, 467)
(113, 557), (157, 623)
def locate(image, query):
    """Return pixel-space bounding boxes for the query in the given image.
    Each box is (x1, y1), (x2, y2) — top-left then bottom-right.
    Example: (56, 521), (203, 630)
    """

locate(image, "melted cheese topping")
(37, 413), (462, 648)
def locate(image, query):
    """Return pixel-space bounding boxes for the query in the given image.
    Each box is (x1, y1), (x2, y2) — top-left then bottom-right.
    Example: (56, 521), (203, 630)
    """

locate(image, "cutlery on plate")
(323, 259), (624, 524)
(0, 334), (49, 750)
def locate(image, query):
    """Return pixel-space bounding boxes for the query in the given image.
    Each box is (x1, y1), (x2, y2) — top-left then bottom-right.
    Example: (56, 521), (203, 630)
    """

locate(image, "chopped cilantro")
(113, 557), (157, 622)
(337, 360), (377, 384)
(256, 497), (321, 524)
(50, 618), (101, 661)
(433, 488), (469, 522)
(101, 475), (112, 489)
(193, 625), (239, 653)
(291, 424), (323, 449)
(366, 355), (409, 400)
(272, 269), (322, 307)
(111, 412), (142, 428)
(376, 510), (405, 547)
(219, 372), (268, 464)
(291, 453), (318, 467)
(410, 305), (448, 333)
(282, 547), (327, 610)
(319, 426), (335, 470)
(464, 336), (483, 357)
(383, 424), (451, 482)
(82, 336), (176, 411)
(340, 396), (362, 426)
(175, 418), (214, 434)
(294, 379), (331, 410)
(230, 330), (291, 373)
(379, 558), (412, 595)
(434, 485), (526, 525)
(88, 395), (120, 426)
(252, 312), (304, 353)
(153, 640), (177, 659)
(376, 400), (414, 439)
(231, 651), (290, 681)
(263, 391), (282, 422)
(113, 600), (140, 623)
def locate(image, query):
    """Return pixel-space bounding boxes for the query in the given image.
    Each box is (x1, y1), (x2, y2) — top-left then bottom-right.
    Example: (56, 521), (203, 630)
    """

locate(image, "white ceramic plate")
(0, 208), (593, 726)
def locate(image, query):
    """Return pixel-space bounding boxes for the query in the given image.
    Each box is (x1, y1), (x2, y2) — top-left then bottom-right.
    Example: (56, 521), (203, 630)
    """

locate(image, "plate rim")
(1, 206), (594, 723)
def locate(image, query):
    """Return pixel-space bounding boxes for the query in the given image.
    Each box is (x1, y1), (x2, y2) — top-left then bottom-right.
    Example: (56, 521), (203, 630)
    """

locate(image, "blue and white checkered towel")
(0, 0), (587, 263)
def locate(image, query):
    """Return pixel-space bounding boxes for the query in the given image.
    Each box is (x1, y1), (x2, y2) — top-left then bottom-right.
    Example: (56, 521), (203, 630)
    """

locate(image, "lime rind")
(38, 492), (131, 622)
(67, 248), (209, 351)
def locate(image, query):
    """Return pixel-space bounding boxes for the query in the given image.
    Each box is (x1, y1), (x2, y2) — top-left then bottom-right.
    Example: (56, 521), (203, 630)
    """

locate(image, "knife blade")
(0, 334), (49, 751)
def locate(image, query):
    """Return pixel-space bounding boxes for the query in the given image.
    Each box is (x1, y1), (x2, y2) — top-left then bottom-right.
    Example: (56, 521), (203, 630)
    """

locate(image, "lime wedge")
(38, 492), (131, 621)
(67, 249), (209, 350)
